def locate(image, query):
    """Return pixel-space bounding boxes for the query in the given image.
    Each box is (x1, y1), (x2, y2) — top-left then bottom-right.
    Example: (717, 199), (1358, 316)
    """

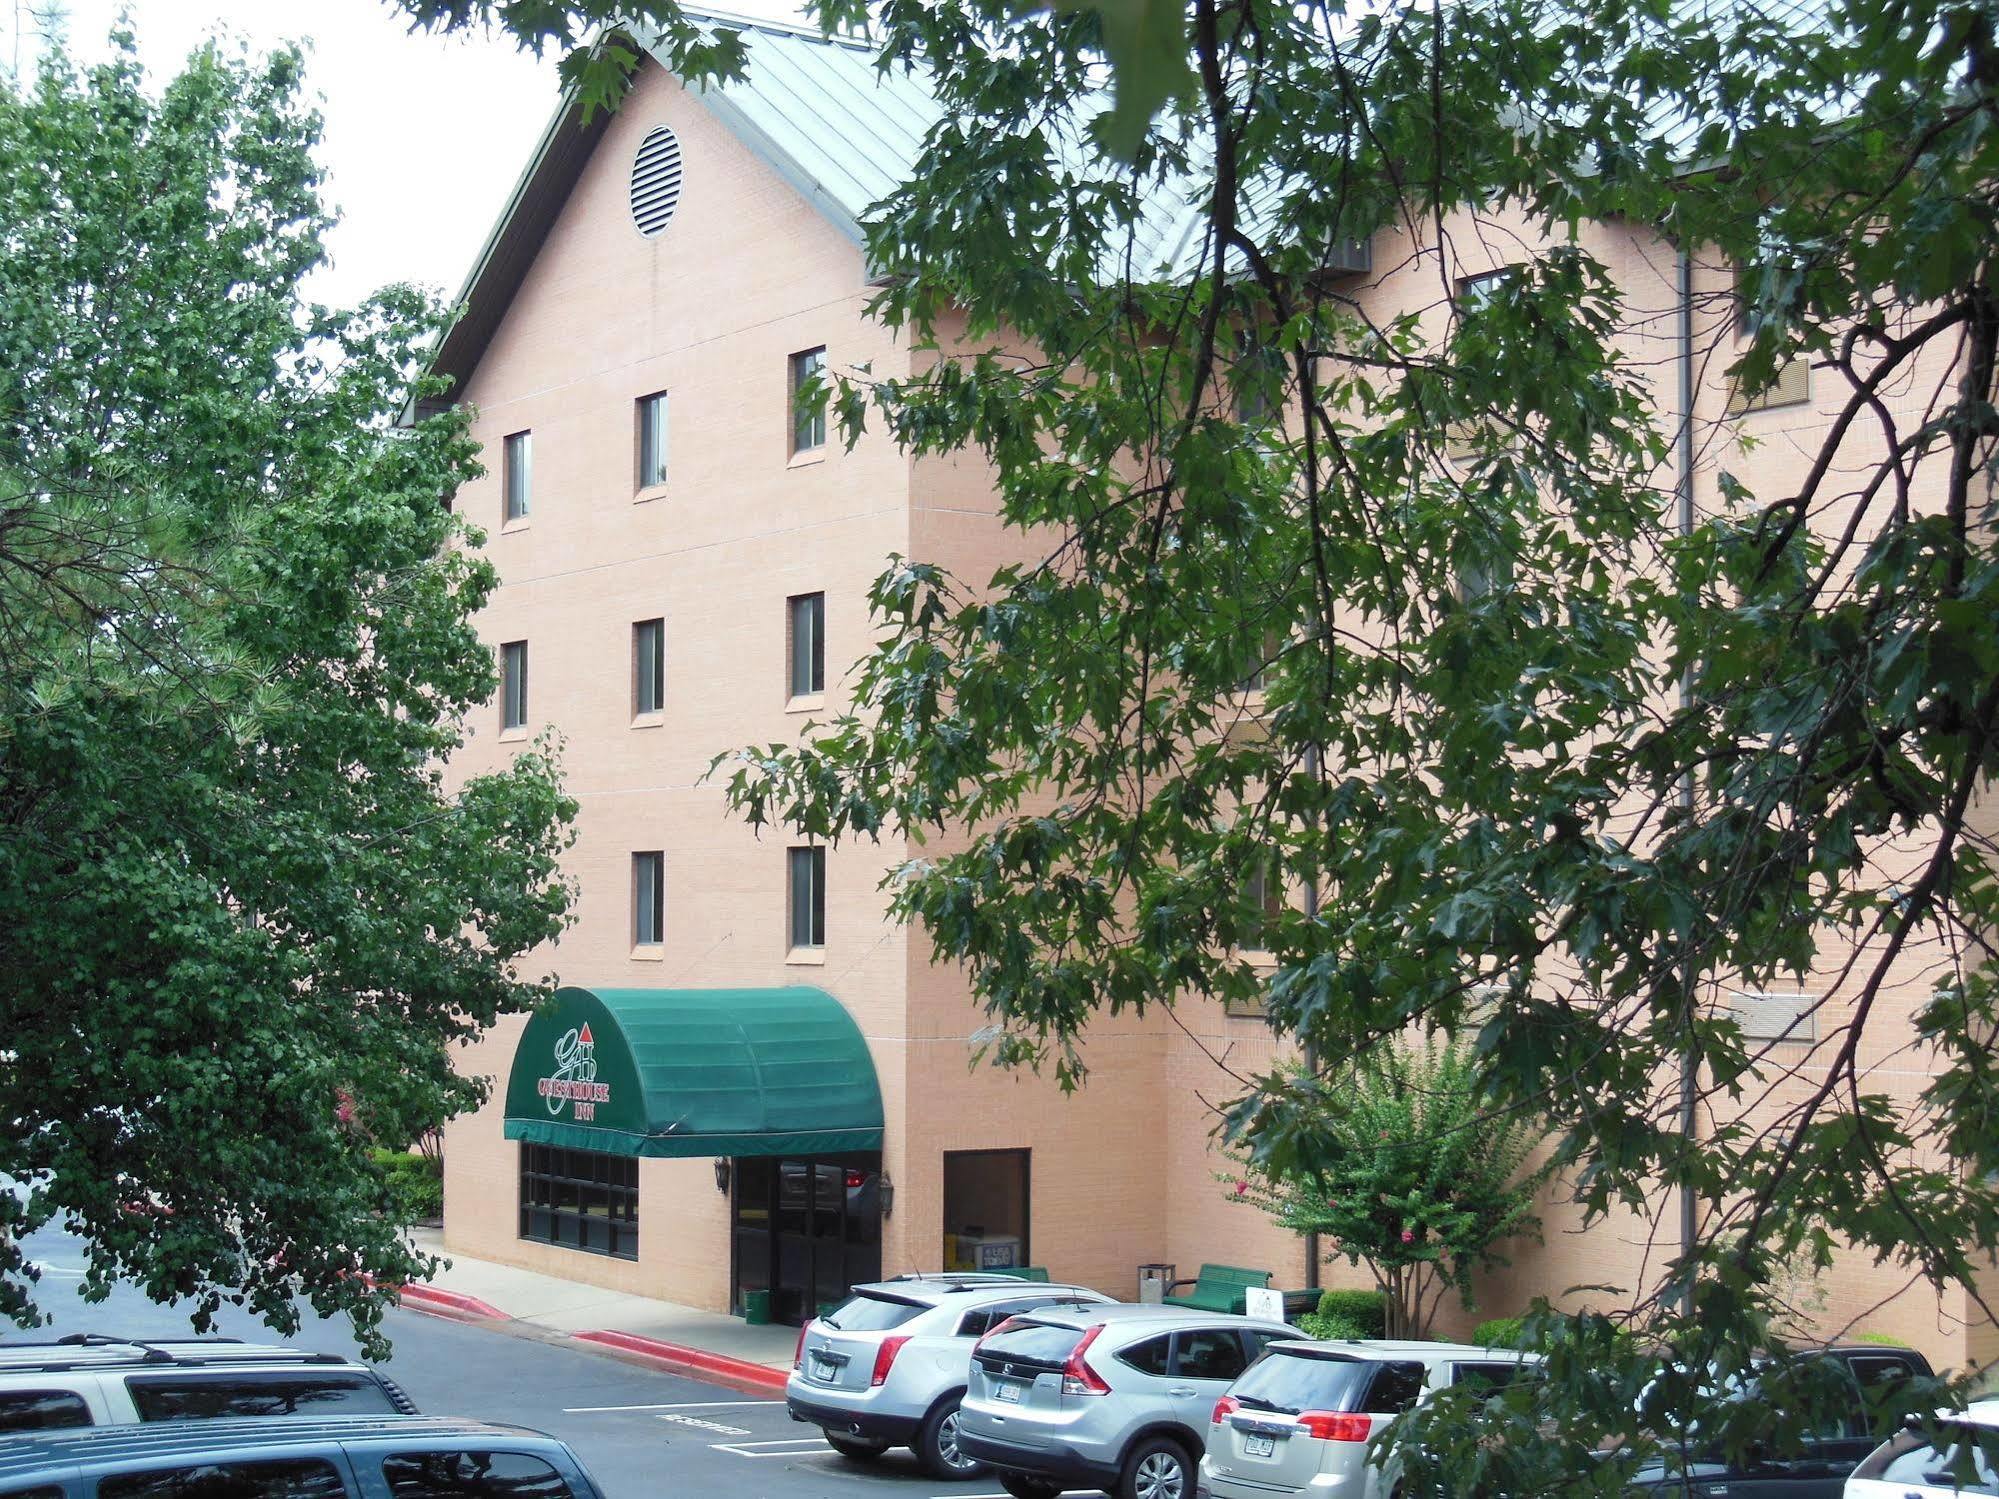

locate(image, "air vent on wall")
(629, 126), (684, 237)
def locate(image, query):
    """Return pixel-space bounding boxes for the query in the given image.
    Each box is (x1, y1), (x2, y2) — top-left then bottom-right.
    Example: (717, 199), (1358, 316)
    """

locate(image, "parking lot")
(6, 1219), (1091, 1499)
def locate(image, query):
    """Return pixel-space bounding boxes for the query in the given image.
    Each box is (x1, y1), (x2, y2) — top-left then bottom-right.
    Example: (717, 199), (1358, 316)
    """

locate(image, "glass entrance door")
(730, 1153), (882, 1325)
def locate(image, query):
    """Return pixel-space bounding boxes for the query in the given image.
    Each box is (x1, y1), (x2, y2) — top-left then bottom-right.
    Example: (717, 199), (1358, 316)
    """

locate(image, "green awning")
(501, 986), (884, 1159)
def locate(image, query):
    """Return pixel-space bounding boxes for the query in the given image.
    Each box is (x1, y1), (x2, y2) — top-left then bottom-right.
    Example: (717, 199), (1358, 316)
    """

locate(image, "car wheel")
(916, 1397), (987, 1479)
(997, 1474), (1063, 1499)
(1117, 1434), (1193, 1499)
(824, 1434), (888, 1462)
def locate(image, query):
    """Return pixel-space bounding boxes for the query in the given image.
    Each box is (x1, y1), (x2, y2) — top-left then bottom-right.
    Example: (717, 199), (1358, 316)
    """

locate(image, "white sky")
(10, 0), (798, 311)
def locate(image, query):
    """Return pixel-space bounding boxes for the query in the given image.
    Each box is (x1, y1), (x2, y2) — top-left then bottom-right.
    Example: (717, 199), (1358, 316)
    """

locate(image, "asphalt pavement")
(3, 1221), (1078, 1499)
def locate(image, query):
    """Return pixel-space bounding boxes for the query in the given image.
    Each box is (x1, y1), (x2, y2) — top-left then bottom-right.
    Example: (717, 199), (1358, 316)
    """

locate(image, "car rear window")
(0, 1389), (91, 1432)
(1229, 1349), (1373, 1414)
(977, 1321), (1091, 1368)
(822, 1291), (925, 1333)
(128, 1374), (398, 1421)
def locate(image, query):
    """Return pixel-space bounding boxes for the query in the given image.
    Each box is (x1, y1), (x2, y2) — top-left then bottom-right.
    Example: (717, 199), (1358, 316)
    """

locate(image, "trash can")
(742, 1289), (771, 1325)
(1137, 1263), (1175, 1304)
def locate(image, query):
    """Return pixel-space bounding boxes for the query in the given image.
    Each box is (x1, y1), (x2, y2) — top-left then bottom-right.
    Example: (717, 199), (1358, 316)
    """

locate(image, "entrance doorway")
(731, 1153), (883, 1325)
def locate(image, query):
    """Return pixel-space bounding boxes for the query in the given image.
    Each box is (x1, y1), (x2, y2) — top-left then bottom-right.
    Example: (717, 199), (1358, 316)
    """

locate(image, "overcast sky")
(10, 1), (796, 311)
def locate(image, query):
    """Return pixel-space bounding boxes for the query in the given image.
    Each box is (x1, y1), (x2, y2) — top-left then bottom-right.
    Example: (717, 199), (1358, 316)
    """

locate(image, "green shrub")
(372, 1149), (442, 1223)
(1296, 1312), (1371, 1341)
(1853, 1331), (1911, 1348)
(1472, 1317), (1525, 1348)
(1315, 1288), (1388, 1337)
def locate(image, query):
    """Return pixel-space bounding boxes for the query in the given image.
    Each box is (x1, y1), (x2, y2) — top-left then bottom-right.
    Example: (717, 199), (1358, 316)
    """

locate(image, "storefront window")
(519, 1144), (638, 1260)
(943, 1149), (1029, 1272)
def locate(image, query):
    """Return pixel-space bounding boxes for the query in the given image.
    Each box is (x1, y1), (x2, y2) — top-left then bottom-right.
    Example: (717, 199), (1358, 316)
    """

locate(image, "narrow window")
(500, 640), (528, 730)
(1240, 630), (1281, 693)
(788, 592), (825, 697)
(1244, 859), (1283, 950)
(633, 618), (665, 716)
(791, 347), (827, 454)
(503, 430), (532, 520)
(633, 852), (664, 947)
(636, 391), (669, 489)
(788, 845), (825, 949)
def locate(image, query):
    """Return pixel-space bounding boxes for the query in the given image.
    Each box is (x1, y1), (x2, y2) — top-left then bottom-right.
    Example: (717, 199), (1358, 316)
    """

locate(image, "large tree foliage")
(0, 36), (575, 1354)
(415, 0), (1995, 1478)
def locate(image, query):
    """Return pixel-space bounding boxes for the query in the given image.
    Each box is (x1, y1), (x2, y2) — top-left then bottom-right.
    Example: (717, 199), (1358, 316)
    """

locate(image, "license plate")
(1243, 1435), (1275, 1458)
(809, 1356), (838, 1382)
(994, 1380), (1024, 1403)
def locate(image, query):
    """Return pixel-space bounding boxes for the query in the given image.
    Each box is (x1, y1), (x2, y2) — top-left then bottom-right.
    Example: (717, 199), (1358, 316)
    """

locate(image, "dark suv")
(0, 1337), (417, 1434)
(1625, 1343), (1934, 1498)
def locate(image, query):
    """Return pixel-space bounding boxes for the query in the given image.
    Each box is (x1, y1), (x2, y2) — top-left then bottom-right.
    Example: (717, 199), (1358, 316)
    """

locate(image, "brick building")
(430, 10), (1997, 1372)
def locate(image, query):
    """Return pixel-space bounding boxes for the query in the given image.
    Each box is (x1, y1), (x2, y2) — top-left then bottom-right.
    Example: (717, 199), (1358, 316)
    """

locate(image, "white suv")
(0, 1335), (417, 1432)
(787, 1274), (1113, 1478)
(1845, 1397), (1999, 1497)
(1201, 1339), (1538, 1498)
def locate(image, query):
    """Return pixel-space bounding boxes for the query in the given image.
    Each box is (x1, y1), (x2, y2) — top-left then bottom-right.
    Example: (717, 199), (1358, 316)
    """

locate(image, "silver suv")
(1202, 1339), (1539, 1498)
(0, 1336), (417, 1432)
(787, 1273), (1113, 1478)
(958, 1302), (1296, 1499)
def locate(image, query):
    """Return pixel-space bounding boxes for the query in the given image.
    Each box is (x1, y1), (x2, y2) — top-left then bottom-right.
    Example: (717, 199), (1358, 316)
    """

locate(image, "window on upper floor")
(1243, 858), (1283, 953)
(788, 845), (825, 950)
(1727, 289), (1812, 414)
(500, 640), (528, 731)
(636, 392), (669, 490)
(791, 347), (827, 455)
(503, 431), (531, 521)
(788, 591), (825, 698)
(633, 851), (664, 948)
(633, 618), (665, 717)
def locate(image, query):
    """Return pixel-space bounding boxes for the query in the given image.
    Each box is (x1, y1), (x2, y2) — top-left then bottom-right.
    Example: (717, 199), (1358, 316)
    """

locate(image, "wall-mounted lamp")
(878, 1170), (895, 1219)
(713, 1157), (731, 1195)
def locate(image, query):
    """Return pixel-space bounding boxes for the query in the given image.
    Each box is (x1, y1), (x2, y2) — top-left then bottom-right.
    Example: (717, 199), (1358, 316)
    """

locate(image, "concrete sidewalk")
(394, 1227), (798, 1391)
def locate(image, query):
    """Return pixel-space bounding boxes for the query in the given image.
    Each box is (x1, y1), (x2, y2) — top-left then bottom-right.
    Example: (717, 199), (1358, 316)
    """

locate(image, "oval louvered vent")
(629, 126), (684, 237)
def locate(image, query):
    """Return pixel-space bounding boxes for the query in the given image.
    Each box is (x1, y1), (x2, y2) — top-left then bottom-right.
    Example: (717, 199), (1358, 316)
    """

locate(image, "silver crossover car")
(958, 1302), (1296, 1499)
(786, 1273), (1112, 1478)
(1202, 1339), (1539, 1498)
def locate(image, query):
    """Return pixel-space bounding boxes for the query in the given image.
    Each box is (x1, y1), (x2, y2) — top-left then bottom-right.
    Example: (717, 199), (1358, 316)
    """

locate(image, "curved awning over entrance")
(501, 986), (884, 1159)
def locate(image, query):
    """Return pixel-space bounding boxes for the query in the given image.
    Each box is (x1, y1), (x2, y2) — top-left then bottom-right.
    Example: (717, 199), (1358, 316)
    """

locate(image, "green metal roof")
(502, 986), (884, 1158)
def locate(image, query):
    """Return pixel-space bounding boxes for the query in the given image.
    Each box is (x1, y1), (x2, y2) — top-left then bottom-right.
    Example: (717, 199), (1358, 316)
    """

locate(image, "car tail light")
(1060, 1325), (1111, 1396)
(1212, 1395), (1240, 1424)
(845, 1169), (865, 1189)
(1297, 1412), (1373, 1442)
(871, 1335), (911, 1386)
(793, 1323), (811, 1370)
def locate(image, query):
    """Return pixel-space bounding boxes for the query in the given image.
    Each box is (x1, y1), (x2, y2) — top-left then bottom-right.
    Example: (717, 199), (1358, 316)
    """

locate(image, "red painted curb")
(571, 1329), (790, 1394)
(391, 1283), (509, 1322)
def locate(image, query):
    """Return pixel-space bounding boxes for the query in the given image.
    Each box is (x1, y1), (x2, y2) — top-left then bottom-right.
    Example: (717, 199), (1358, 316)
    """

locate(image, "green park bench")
(989, 1265), (1051, 1282)
(1163, 1263), (1273, 1314)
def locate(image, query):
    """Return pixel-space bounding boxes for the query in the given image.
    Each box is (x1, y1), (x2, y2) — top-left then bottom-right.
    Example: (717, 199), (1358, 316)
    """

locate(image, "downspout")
(1674, 248), (1699, 1281)
(1303, 743), (1323, 1291)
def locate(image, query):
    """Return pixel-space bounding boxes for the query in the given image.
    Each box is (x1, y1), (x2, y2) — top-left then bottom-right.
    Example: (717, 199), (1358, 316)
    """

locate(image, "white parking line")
(561, 1400), (781, 1412)
(710, 1437), (831, 1459)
